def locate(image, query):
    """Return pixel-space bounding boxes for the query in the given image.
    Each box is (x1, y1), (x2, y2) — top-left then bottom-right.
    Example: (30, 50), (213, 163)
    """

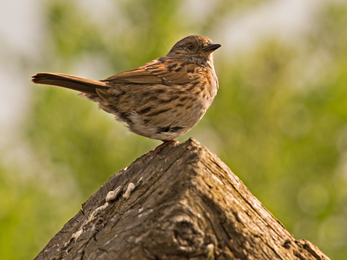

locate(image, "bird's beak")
(202, 43), (221, 52)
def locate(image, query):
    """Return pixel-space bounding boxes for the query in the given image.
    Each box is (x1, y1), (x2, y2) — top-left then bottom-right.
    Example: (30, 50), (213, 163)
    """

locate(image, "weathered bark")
(35, 138), (329, 260)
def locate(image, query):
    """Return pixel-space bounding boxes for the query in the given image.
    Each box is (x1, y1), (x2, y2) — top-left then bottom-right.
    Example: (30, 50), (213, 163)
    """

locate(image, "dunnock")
(32, 35), (221, 151)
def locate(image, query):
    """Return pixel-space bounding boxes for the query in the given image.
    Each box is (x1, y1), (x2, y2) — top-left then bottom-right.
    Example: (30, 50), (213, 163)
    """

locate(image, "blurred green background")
(1, 0), (347, 259)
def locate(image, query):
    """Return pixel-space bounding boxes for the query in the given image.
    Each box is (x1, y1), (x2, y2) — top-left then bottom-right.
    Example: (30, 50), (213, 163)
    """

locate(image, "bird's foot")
(154, 140), (178, 154)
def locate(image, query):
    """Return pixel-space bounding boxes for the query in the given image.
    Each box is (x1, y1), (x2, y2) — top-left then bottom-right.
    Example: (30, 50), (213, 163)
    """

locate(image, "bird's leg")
(154, 140), (177, 154)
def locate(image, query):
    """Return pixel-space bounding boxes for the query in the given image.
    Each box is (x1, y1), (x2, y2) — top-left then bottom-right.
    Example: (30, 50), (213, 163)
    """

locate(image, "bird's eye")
(186, 43), (194, 50)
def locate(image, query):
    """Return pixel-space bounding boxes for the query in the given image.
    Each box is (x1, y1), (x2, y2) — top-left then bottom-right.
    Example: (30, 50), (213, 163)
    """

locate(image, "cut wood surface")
(35, 138), (329, 260)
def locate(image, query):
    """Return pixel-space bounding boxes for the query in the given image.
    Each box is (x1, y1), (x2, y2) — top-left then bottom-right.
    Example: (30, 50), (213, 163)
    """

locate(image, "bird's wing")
(102, 57), (199, 85)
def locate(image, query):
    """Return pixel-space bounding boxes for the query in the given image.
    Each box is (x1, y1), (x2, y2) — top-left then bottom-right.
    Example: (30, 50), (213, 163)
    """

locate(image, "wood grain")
(35, 138), (329, 260)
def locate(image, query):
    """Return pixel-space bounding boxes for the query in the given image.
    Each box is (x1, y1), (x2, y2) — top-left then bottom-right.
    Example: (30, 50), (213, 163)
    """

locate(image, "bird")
(32, 35), (221, 152)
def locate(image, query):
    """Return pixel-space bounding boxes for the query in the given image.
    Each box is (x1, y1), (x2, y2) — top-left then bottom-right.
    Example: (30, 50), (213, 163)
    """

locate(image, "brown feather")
(102, 61), (163, 84)
(102, 57), (194, 86)
(32, 73), (108, 95)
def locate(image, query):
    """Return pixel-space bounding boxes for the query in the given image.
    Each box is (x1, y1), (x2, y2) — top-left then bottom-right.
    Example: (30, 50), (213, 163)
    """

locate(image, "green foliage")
(1, 0), (347, 259)
(0, 162), (79, 260)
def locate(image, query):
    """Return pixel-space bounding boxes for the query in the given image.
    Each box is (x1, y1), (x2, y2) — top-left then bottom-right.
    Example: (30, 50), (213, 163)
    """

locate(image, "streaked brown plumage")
(32, 35), (221, 149)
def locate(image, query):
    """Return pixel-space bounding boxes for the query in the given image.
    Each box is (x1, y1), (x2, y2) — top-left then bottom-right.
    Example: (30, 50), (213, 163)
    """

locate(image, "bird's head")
(166, 35), (221, 67)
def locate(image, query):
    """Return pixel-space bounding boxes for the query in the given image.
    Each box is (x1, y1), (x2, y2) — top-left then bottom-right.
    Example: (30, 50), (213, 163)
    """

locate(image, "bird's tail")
(32, 72), (108, 95)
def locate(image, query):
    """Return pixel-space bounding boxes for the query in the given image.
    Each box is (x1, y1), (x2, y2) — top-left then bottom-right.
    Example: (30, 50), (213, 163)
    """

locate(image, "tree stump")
(35, 138), (329, 260)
